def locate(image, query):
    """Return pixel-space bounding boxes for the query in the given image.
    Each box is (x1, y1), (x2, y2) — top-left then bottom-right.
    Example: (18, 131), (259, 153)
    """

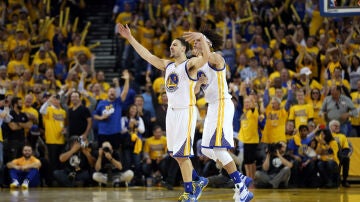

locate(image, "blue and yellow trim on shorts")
(174, 81), (196, 157)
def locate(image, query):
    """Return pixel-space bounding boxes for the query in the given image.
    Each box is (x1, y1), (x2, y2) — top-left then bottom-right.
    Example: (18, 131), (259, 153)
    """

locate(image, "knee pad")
(213, 148), (233, 166)
(201, 147), (216, 160)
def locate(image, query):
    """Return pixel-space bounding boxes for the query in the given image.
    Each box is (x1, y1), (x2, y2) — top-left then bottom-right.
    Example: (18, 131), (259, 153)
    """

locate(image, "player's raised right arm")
(117, 24), (167, 71)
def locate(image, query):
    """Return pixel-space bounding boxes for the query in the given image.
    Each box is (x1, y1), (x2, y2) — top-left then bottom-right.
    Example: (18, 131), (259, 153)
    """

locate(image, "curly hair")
(200, 29), (223, 51)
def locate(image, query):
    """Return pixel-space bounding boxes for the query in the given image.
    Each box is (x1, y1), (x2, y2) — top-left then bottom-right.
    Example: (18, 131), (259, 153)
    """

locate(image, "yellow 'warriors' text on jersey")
(165, 60), (197, 108)
(197, 62), (232, 103)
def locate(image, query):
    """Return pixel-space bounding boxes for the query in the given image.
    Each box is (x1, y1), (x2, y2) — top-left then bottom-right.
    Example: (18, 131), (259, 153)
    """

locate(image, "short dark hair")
(175, 37), (191, 53)
(298, 125), (308, 131)
(11, 97), (22, 107)
(152, 125), (162, 132)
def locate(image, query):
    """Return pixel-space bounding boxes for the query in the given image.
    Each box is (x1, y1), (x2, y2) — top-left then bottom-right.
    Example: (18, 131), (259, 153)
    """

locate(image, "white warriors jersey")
(165, 60), (197, 108)
(197, 62), (232, 103)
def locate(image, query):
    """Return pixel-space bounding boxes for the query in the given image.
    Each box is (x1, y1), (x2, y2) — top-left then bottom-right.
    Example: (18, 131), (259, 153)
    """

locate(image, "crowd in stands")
(0, 0), (358, 190)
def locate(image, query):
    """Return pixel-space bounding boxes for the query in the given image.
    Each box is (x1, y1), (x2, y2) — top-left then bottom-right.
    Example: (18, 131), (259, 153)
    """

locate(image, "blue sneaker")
(233, 182), (253, 202)
(178, 192), (197, 202)
(240, 174), (253, 188)
(193, 177), (208, 200)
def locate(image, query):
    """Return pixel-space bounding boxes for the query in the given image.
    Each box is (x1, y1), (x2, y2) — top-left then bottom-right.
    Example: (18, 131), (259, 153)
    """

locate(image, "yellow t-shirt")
(143, 136), (167, 160)
(269, 70), (295, 81)
(153, 34), (167, 58)
(309, 10), (323, 36)
(351, 91), (360, 125)
(43, 105), (66, 144)
(22, 106), (39, 136)
(115, 11), (132, 25)
(327, 61), (341, 75)
(67, 45), (91, 60)
(90, 92), (108, 101)
(238, 108), (259, 144)
(288, 104), (314, 130)
(7, 59), (30, 79)
(261, 108), (287, 144)
(152, 77), (165, 94)
(317, 140), (339, 165)
(332, 133), (349, 150)
(22, 106), (39, 122)
(138, 26), (154, 52)
(33, 50), (58, 64)
(327, 79), (350, 91)
(10, 156), (40, 168)
(43, 79), (62, 94)
(32, 57), (54, 71)
(305, 96), (326, 126)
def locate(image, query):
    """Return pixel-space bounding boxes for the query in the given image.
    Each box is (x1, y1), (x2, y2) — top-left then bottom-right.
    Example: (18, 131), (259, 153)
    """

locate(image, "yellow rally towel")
(131, 133), (143, 154)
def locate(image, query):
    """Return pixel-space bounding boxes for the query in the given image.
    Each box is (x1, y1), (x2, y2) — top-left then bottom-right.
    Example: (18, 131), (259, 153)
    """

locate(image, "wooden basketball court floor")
(1, 185), (360, 202)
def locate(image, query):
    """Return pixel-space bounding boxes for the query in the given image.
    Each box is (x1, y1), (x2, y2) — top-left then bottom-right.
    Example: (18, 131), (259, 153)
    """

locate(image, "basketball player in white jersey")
(117, 24), (209, 202)
(184, 31), (253, 202)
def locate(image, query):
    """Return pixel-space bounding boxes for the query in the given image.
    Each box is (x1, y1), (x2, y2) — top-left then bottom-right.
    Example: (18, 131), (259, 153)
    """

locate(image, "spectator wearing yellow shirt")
(262, 81), (293, 144)
(89, 83), (108, 101)
(288, 90), (314, 130)
(31, 46), (55, 71)
(329, 120), (351, 188)
(350, 80), (360, 137)
(8, 25), (31, 64)
(238, 96), (260, 183)
(0, 65), (11, 93)
(22, 94), (39, 135)
(43, 69), (62, 94)
(7, 144), (41, 189)
(114, 2), (133, 25)
(315, 129), (340, 188)
(306, 88), (326, 126)
(95, 71), (110, 92)
(296, 67), (323, 92)
(142, 125), (168, 181)
(325, 47), (347, 78)
(327, 67), (351, 92)
(67, 34), (92, 60)
(39, 94), (66, 170)
(153, 26), (168, 58)
(7, 48), (30, 79)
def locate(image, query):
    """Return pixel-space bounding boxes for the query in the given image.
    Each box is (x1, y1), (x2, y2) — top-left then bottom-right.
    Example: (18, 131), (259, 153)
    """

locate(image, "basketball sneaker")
(21, 179), (29, 189)
(233, 182), (253, 202)
(193, 176), (208, 199)
(10, 180), (19, 189)
(240, 174), (253, 188)
(178, 192), (197, 202)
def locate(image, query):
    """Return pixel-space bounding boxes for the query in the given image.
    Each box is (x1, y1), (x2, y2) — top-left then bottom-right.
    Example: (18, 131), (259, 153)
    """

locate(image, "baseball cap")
(300, 67), (312, 75)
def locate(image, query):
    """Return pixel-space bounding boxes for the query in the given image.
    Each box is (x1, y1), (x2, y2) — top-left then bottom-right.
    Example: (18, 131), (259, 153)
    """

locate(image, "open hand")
(117, 24), (132, 39)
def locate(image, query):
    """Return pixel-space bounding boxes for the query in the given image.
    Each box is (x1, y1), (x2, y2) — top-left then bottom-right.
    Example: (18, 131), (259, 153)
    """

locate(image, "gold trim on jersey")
(215, 71), (225, 146)
(185, 106), (194, 156)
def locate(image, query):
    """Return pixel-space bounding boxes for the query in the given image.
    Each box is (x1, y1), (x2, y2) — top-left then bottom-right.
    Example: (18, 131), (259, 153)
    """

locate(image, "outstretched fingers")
(117, 24), (130, 38)
(183, 32), (200, 42)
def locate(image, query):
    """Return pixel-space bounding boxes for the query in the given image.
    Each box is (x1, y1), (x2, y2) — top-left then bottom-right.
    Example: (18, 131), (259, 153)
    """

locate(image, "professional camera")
(268, 143), (283, 153)
(103, 146), (111, 153)
(76, 136), (88, 148)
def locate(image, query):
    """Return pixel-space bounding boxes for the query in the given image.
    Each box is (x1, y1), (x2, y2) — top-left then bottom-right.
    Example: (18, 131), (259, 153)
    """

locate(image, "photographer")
(254, 141), (293, 188)
(92, 141), (134, 187)
(53, 136), (95, 187)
